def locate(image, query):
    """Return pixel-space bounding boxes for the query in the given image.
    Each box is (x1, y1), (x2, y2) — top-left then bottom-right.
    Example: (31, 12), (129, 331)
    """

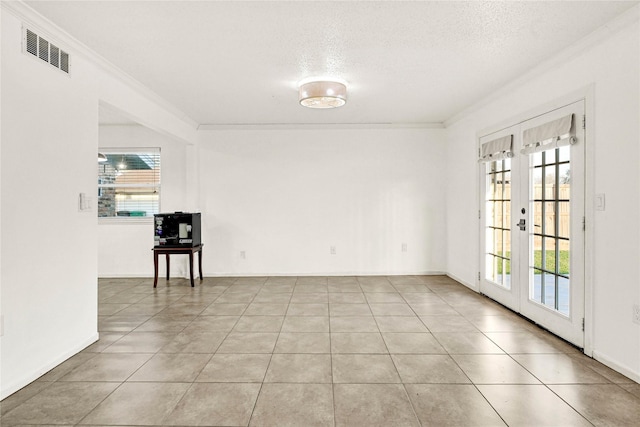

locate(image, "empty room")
(1, 1), (639, 426)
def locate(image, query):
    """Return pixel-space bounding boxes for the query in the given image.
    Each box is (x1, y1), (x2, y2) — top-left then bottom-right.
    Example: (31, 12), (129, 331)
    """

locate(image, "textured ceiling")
(27, 1), (638, 126)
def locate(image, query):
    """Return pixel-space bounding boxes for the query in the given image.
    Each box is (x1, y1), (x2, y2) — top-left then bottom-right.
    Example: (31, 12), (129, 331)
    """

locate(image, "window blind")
(97, 148), (160, 218)
(478, 135), (513, 163)
(521, 114), (575, 155)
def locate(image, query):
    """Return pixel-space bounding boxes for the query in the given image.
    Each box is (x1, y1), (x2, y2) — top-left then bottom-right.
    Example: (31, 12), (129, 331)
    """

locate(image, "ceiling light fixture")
(298, 79), (347, 109)
(98, 152), (107, 162)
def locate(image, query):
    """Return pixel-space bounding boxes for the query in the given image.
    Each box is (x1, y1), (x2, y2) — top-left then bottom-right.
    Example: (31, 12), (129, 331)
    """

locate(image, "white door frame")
(477, 86), (595, 355)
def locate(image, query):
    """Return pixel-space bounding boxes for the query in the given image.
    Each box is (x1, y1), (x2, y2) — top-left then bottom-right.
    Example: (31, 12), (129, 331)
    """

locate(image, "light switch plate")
(595, 193), (605, 211)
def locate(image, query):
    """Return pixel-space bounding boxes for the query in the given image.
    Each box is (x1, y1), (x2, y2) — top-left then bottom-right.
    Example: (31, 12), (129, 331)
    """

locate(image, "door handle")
(518, 219), (526, 231)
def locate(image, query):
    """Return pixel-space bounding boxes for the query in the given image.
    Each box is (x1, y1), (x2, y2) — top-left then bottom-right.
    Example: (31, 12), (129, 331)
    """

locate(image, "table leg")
(153, 251), (159, 288)
(166, 254), (170, 280)
(198, 248), (203, 280)
(189, 251), (195, 287)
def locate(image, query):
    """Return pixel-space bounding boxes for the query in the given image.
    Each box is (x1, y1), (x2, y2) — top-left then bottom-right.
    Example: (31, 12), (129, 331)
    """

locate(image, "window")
(97, 148), (160, 218)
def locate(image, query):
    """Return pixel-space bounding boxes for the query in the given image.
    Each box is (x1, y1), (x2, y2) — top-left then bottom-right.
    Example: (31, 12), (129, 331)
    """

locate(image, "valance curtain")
(478, 135), (513, 163)
(521, 114), (575, 155)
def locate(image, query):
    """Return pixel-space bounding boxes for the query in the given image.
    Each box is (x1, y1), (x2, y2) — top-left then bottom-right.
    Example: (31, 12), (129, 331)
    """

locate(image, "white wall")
(98, 125), (188, 277)
(197, 127), (447, 276)
(445, 14), (640, 380)
(0, 4), (195, 399)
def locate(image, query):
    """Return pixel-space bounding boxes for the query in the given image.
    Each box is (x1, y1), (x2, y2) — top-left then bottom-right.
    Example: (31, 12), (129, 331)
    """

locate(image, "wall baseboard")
(592, 350), (640, 383)
(446, 272), (478, 292)
(0, 333), (99, 400)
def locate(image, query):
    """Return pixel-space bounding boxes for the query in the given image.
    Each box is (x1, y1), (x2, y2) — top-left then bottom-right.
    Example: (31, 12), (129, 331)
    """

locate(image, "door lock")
(518, 219), (526, 231)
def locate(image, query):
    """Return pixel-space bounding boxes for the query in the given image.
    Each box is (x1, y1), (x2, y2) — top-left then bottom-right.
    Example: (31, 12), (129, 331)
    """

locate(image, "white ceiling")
(27, 0), (638, 126)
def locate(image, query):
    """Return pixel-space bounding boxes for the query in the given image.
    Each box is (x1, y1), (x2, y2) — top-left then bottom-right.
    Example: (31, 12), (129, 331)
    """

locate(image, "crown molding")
(444, 4), (640, 128)
(198, 122), (445, 131)
(2, 0), (199, 131)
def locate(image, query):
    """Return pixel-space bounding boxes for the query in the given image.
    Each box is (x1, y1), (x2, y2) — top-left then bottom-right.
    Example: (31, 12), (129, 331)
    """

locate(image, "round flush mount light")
(98, 152), (108, 163)
(298, 79), (347, 109)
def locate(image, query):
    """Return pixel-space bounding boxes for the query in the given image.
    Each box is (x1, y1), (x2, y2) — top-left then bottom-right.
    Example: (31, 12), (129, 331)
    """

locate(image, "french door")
(480, 100), (585, 348)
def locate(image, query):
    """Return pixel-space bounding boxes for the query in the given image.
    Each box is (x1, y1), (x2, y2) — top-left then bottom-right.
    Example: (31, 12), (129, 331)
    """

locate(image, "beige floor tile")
(477, 384), (592, 426)
(369, 303), (415, 316)
(58, 353), (153, 382)
(244, 303), (288, 315)
(281, 316), (330, 332)
(265, 354), (332, 383)
(512, 353), (611, 384)
(452, 354), (541, 384)
(233, 315), (284, 332)
(128, 353), (211, 382)
(2, 382), (118, 425)
(287, 303), (329, 316)
(215, 292), (256, 303)
(116, 303), (168, 316)
(419, 315), (478, 332)
(568, 353), (638, 383)
(197, 353), (271, 382)
(392, 355), (470, 383)
(274, 332), (331, 353)
(250, 383), (334, 427)
(468, 314), (536, 332)
(332, 354), (400, 383)
(331, 332), (388, 353)
(392, 284), (431, 293)
(365, 292), (405, 303)
(388, 276), (425, 285)
(38, 353), (98, 382)
(290, 292), (329, 303)
(328, 283), (362, 293)
(382, 333), (446, 354)
(406, 384), (505, 426)
(259, 283), (295, 293)
(409, 302), (459, 316)
(164, 383), (261, 426)
(98, 303), (130, 316)
(182, 315), (239, 333)
(252, 292), (292, 303)
(294, 284), (328, 293)
(549, 384), (640, 426)
(358, 283), (397, 293)
(334, 384), (419, 427)
(160, 329), (227, 357)
(328, 292), (366, 303)
(330, 316), (379, 332)
(327, 276), (359, 286)
(621, 382), (640, 399)
(158, 302), (209, 316)
(0, 382), (53, 416)
(98, 314), (150, 332)
(402, 293), (445, 304)
(101, 331), (177, 353)
(484, 331), (575, 354)
(200, 303), (248, 315)
(81, 382), (189, 425)
(329, 303), (372, 316)
(133, 314), (196, 333)
(217, 332), (278, 353)
(375, 316), (427, 332)
(81, 332), (125, 353)
(296, 277), (328, 285)
(432, 332), (505, 354)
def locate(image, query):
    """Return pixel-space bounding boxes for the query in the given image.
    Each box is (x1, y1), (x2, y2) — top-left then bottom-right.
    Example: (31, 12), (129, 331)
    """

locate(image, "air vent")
(23, 27), (70, 74)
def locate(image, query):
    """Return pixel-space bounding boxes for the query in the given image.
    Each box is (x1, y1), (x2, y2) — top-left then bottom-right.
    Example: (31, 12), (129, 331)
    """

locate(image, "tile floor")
(2, 275), (640, 426)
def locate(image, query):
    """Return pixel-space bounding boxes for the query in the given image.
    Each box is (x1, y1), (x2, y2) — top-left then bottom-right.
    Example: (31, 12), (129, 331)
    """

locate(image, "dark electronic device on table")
(154, 212), (201, 247)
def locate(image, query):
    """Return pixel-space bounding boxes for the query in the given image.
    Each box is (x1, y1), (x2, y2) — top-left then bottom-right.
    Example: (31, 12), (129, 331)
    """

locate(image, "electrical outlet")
(401, 243), (408, 252)
(240, 251), (246, 259)
(330, 246), (336, 255)
(633, 304), (640, 325)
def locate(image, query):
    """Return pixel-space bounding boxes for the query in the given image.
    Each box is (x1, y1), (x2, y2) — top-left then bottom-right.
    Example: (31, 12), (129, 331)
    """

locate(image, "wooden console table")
(153, 244), (203, 287)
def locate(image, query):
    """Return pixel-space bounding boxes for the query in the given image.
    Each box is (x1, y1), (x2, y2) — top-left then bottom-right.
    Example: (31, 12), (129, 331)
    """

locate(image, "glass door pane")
(485, 158), (512, 289)
(529, 148), (571, 316)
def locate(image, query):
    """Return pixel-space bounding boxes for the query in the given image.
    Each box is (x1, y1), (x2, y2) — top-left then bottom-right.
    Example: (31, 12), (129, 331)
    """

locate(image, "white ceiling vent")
(23, 27), (70, 74)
